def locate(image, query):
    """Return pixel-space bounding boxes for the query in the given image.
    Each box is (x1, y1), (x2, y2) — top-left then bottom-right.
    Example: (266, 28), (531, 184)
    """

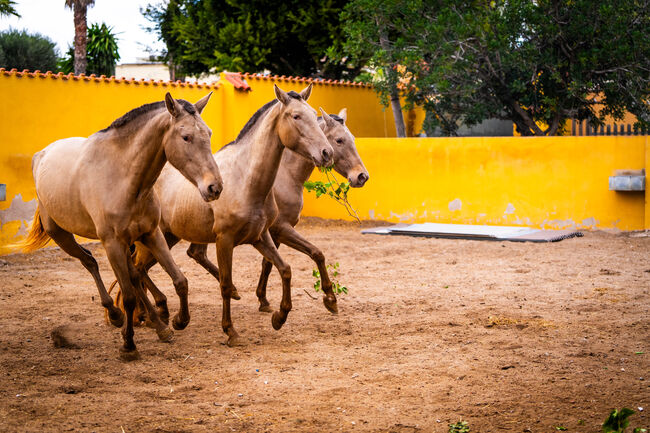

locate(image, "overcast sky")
(0, 1), (166, 63)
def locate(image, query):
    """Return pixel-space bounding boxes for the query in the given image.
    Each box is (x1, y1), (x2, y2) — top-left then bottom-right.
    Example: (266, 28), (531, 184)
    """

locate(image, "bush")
(0, 29), (59, 71)
(58, 23), (120, 76)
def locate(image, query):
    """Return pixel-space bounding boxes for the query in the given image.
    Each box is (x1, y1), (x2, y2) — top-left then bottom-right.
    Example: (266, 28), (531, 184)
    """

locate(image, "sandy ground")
(0, 217), (648, 433)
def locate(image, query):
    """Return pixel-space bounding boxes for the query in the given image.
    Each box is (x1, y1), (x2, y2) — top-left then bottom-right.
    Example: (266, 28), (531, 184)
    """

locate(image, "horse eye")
(182, 135), (191, 142)
(293, 114), (300, 120)
(336, 138), (344, 144)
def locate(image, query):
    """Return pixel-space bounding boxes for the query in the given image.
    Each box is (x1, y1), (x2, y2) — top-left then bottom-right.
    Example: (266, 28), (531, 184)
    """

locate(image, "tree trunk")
(72, 3), (87, 75)
(378, 23), (407, 137)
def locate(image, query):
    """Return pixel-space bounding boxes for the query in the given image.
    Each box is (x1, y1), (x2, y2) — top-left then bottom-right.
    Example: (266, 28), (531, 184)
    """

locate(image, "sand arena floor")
(0, 218), (648, 432)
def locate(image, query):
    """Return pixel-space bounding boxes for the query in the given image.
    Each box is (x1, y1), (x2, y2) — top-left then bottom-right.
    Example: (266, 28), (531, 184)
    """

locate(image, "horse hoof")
(226, 333), (243, 347)
(259, 304), (273, 313)
(231, 289), (241, 301)
(323, 297), (338, 314)
(172, 314), (189, 331)
(156, 327), (174, 343)
(271, 311), (286, 330)
(119, 347), (140, 362)
(108, 310), (124, 328)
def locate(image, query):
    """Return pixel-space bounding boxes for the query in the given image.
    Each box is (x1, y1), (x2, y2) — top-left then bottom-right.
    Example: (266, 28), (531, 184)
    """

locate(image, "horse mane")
(99, 99), (197, 133)
(230, 90), (304, 145)
(319, 114), (345, 125)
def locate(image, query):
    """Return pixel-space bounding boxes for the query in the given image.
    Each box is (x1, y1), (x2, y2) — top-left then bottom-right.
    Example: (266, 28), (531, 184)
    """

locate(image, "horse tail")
(20, 207), (51, 253)
(104, 280), (122, 325)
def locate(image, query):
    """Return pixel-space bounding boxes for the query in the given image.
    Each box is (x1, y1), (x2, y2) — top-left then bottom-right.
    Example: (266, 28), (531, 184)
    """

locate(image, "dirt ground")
(0, 217), (648, 433)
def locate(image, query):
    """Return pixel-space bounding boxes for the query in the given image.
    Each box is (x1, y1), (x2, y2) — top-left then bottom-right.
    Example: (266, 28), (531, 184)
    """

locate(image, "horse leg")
(214, 234), (240, 346)
(252, 231), (292, 331)
(273, 223), (338, 314)
(132, 241), (179, 326)
(124, 245), (173, 342)
(38, 210), (124, 327)
(101, 237), (141, 361)
(186, 243), (240, 300)
(254, 234), (280, 313)
(139, 228), (191, 331)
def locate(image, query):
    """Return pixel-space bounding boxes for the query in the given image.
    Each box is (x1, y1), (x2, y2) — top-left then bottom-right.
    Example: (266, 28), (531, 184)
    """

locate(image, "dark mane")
(318, 114), (344, 125)
(233, 99), (278, 143)
(99, 99), (197, 133)
(227, 91), (304, 146)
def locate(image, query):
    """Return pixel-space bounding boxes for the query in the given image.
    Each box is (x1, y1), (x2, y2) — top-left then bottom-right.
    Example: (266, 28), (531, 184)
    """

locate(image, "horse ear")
(299, 83), (313, 101)
(165, 92), (177, 117)
(338, 108), (347, 123)
(274, 84), (291, 105)
(195, 91), (212, 114)
(319, 107), (337, 128)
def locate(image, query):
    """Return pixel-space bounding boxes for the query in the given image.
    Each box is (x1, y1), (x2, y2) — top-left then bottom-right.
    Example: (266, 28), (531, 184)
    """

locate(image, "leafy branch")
(313, 262), (348, 295)
(304, 166), (360, 222)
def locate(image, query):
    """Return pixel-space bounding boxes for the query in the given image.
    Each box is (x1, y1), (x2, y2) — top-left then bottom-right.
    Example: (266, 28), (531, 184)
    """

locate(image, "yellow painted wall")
(303, 136), (649, 231)
(0, 69), (421, 254)
(1, 69), (647, 255)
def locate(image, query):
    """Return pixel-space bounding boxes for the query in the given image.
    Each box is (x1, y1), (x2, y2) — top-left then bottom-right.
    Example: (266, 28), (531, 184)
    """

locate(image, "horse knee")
(173, 275), (188, 296)
(278, 264), (291, 281)
(311, 249), (325, 264)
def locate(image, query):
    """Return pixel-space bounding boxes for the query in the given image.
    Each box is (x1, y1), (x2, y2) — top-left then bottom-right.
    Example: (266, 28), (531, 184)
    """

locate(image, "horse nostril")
(322, 148), (332, 161)
(208, 183), (222, 197)
(358, 172), (369, 184)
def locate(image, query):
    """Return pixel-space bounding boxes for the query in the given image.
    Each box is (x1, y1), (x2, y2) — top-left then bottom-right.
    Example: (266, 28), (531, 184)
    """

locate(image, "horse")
(128, 84), (334, 346)
(185, 108), (369, 314)
(21, 92), (223, 360)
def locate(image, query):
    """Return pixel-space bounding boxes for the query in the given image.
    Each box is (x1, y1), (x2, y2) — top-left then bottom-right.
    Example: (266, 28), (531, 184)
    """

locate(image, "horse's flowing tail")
(21, 207), (51, 253)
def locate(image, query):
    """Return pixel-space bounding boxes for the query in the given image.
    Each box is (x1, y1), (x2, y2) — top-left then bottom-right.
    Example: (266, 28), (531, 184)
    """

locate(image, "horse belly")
(33, 139), (99, 239)
(159, 176), (215, 244)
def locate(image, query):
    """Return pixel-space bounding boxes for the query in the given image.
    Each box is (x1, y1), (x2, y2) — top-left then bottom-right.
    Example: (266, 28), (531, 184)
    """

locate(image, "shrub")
(0, 29), (59, 71)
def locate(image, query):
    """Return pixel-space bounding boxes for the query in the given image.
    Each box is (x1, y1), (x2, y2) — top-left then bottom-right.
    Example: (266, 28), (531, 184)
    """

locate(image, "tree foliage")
(0, 29), (59, 72)
(0, 0), (19, 17)
(142, 0), (359, 79)
(59, 23), (120, 76)
(340, 0), (650, 136)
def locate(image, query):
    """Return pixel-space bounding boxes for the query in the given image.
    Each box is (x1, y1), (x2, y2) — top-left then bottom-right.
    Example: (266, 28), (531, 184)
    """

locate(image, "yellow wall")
(1, 69), (648, 254)
(303, 136), (650, 231)
(0, 69), (419, 254)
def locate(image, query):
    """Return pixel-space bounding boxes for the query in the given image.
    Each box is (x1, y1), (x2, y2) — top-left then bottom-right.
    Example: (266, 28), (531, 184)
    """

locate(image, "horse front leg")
(214, 234), (240, 346)
(139, 228), (190, 331)
(186, 243), (241, 300)
(102, 237), (141, 361)
(252, 231), (292, 330)
(273, 223), (338, 314)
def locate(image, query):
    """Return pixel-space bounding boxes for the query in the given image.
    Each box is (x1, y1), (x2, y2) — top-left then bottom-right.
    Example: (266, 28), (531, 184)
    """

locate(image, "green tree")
(0, 29), (59, 71)
(340, 0), (650, 136)
(142, 0), (185, 81)
(64, 0), (96, 75)
(142, 0), (359, 80)
(0, 0), (20, 17)
(59, 23), (120, 76)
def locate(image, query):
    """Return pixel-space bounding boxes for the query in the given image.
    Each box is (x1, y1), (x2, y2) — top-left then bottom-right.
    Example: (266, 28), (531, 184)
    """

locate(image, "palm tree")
(64, 0), (95, 75)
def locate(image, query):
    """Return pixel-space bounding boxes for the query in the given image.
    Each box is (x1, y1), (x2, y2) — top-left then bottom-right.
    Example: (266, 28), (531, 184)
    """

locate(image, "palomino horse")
(129, 84), (334, 346)
(185, 108), (368, 314)
(22, 93), (223, 360)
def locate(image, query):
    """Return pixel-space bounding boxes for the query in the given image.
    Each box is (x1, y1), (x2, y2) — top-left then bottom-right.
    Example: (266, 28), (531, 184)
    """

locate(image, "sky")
(0, 0), (166, 64)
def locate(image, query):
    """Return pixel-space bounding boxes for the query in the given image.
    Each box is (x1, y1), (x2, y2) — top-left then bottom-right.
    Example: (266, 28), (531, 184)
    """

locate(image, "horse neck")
(280, 149), (316, 189)
(241, 106), (287, 201)
(120, 111), (169, 200)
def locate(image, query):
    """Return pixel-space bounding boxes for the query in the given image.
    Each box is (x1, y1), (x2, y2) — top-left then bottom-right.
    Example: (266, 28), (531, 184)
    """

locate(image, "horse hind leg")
(39, 209), (124, 327)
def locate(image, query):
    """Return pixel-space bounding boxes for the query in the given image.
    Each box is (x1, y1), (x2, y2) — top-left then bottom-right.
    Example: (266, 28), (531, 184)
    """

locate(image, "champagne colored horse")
(22, 93), (223, 360)
(130, 84), (334, 346)
(185, 108), (368, 314)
